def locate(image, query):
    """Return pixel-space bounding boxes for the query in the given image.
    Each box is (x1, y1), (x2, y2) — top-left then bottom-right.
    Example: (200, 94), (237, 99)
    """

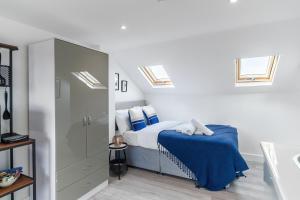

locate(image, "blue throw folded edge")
(158, 124), (249, 191)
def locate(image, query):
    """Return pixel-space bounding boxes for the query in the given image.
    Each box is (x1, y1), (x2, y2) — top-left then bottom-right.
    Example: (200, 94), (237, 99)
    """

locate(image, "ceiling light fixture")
(121, 25), (127, 30)
(230, 0), (238, 4)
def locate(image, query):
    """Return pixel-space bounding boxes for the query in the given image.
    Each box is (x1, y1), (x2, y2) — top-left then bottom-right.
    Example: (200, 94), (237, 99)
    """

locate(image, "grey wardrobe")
(29, 39), (109, 200)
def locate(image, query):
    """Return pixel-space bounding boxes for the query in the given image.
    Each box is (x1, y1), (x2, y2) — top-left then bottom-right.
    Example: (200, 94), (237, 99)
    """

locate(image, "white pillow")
(142, 105), (156, 117)
(191, 119), (214, 136)
(128, 107), (144, 122)
(142, 105), (159, 125)
(115, 109), (131, 134)
(128, 107), (147, 131)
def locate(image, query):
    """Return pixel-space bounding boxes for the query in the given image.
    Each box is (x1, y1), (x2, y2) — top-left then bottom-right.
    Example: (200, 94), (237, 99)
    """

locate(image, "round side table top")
(109, 143), (128, 150)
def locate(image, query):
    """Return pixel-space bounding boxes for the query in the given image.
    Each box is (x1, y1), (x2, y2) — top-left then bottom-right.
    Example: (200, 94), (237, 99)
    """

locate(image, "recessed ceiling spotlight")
(121, 25), (127, 30)
(230, 0), (238, 3)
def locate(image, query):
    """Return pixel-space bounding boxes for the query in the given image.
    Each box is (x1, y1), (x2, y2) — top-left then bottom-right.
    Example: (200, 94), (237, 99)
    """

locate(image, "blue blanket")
(158, 124), (249, 191)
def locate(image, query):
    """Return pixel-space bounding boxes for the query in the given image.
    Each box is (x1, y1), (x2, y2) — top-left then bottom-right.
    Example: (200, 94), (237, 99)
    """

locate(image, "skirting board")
(23, 180), (108, 200)
(78, 180), (108, 200)
(242, 152), (264, 163)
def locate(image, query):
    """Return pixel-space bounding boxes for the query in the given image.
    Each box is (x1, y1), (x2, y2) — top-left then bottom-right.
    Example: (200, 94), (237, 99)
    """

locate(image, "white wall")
(114, 18), (300, 158)
(108, 57), (144, 142)
(146, 92), (300, 156)
(112, 58), (144, 103)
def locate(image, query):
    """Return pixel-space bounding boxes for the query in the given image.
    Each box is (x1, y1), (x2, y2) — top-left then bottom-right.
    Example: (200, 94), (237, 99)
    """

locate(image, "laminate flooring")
(90, 162), (277, 200)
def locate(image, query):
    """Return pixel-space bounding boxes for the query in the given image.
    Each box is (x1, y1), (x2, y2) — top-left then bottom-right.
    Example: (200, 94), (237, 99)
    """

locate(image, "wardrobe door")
(84, 50), (108, 158)
(55, 40), (108, 199)
(55, 39), (88, 171)
(83, 49), (109, 186)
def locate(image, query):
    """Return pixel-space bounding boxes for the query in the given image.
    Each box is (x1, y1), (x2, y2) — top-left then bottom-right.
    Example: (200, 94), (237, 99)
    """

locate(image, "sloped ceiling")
(0, 16), (55, 45)
(0, 0), (300, 51)
(113, 19), (300, 95)
(1, 1), (300, 96)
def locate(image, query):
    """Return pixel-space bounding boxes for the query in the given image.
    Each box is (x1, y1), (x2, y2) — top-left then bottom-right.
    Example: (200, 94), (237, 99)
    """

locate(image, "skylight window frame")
(235, 55), (280, 86)
(139, 65), (174, 88)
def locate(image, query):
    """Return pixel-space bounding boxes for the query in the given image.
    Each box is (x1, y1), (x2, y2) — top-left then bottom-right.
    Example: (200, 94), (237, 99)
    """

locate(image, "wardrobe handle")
(87, 116), (92, 125)
(83, 116), (87, 126)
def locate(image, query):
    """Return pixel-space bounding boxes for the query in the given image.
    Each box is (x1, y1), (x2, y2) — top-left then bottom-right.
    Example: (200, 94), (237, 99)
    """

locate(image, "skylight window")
(72, 71), (107, 89)
(235, 55), (280, 87)
(139, 65), (174, 88)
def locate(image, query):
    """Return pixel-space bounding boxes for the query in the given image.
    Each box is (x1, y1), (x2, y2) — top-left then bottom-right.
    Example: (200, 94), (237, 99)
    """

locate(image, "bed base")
(126, 145), (190, 179)
(126, 145), (231, 189)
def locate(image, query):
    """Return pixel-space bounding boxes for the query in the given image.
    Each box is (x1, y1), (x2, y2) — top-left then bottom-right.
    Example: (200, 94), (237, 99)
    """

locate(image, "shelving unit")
(0, 139), (36, 199)
(0, 43), (16, 133)
(0, 43), (36, 200)
(0, 175), (34, 198)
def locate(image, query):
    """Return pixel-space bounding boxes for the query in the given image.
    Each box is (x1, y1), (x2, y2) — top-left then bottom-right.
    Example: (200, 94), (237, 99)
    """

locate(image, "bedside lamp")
(112, 134), (124, 146)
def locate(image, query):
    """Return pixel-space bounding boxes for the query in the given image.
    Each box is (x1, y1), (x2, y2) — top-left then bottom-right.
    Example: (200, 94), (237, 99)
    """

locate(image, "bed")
(116, 101), (248, 191)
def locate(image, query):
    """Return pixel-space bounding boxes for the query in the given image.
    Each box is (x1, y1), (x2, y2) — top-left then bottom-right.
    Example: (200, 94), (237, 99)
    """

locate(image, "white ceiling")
(0, 0), (300, 51)
(113, 19), (300, 95)
(1, 0), (300, 95)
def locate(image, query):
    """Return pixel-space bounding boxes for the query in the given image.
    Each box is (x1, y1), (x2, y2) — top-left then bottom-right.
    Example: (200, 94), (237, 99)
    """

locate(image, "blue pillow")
(128, 107), (146, 131)
(142, 105), (159, 125)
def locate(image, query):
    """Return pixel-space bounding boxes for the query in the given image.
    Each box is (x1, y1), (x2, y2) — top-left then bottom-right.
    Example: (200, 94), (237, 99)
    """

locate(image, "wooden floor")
(90, 162), (277, 200)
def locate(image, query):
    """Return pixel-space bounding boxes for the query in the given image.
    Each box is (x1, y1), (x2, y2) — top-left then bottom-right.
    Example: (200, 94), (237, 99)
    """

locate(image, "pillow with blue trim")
(128, 107), (147, 131)
(142, 105), (159, 125)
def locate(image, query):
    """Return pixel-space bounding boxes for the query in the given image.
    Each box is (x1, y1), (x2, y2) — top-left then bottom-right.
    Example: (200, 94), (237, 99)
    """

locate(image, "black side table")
(109, 143), (128, 180)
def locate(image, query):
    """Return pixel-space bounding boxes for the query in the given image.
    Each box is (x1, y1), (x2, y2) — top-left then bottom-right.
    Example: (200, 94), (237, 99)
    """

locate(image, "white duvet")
(123, 121), (183, 150)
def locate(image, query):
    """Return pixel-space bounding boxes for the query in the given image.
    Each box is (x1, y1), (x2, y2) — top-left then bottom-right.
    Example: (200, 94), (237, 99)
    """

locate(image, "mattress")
(123, 121), (182, 150)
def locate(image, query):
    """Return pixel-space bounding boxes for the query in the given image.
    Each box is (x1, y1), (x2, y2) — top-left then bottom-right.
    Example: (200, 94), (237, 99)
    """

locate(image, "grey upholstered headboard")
(115, 100), (146, 110)
(115, 100), (147, 131)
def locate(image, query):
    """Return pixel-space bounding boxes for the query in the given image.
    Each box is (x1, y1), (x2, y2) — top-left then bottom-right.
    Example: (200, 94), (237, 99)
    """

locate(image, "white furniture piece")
(261, 141), (300, 200)
(29, 39), (109, 200)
